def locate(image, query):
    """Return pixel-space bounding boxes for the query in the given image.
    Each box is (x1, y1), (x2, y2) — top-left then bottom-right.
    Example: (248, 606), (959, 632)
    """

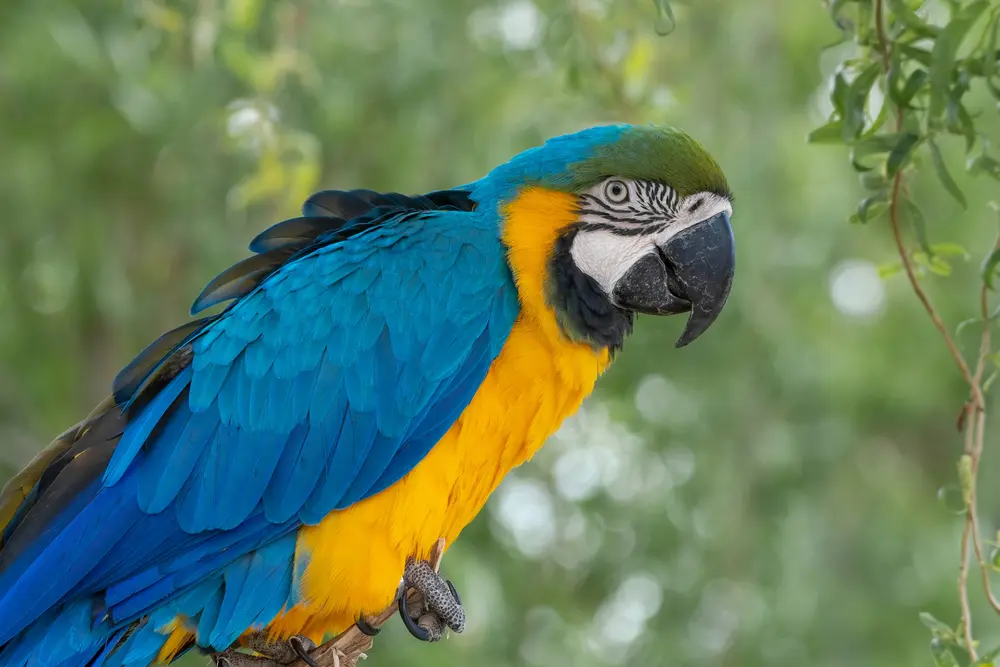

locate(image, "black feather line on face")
(576, 221), (669, 236)
(546, 225), (633, 353)
(577, 180), (680, 231)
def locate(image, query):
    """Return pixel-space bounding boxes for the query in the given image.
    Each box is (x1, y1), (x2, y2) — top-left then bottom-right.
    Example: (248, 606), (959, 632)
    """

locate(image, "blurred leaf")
(968, 154), (1000, 181)
(894, 68), (929, 106)
(888, 0), (939, 38)
(912, 251), (953, 276)
(191, 12), (219, 66)
(856, 0), (874, 45)
(903, 197), (933, 256)
(852, 191), (888, 223)
(931, 242), (970, 258)
(830, 0), (856, 26)
(140, 0), (186, 33)
(921, 612), (959, 640)
(843, 62), (881, 140)
(832, 70), (850, 115)
(930, 637), (961, 667)
(899, 43), (934, 67)
(219, 40), (262, 90)
(984, 369), (999, 394)
(984, 9), (1000, 81)
(957, 317), (980, 336)
(862, 94), (892, 138)
(850, 133), (901, 171)
(547, 10), (575, 49)
(860, 170), (888, 190)
(808, 120), (846, 144)
(928, 137), (969, 209)
(226, 0), (263, 31)
(566, 59), (583, 90)
(981, 248), (1000, 289)
(945, 99), (977, 152)
(652, 0), (676, 36)
(623, 36), (655, 92)
(888, 50), (904, 100)
(929, 1), (990, 121)
(983, 643), (1000, 663)
(886, 132), (922, 176)
(878, 260), (904, 278)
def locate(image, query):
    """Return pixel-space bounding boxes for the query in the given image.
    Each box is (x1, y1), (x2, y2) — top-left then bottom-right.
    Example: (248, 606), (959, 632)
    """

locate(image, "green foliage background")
(1, 1), (999, 665)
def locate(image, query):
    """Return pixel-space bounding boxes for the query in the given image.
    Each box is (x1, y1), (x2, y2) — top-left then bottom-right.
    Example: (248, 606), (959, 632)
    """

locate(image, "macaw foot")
(397, 558), (465, 642)
(213, 633), (317, 667)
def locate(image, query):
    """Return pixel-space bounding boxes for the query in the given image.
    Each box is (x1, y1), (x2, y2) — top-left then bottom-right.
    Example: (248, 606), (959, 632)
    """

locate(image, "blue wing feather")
(0, 197), (519, 663)
(104, 367), (191, 486)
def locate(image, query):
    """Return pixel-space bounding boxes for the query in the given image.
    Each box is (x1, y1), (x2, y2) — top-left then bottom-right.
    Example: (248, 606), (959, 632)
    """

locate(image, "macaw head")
(471, 123), (735, 352)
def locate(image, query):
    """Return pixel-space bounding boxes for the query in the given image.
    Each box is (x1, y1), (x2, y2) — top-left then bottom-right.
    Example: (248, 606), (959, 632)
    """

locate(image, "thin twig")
(286, 539), (448, 667)
(960, 498), (978, 660)
(886, 176), (981, 403)
(968, 233), (1000, 615)
(970, 492), (1000, 615)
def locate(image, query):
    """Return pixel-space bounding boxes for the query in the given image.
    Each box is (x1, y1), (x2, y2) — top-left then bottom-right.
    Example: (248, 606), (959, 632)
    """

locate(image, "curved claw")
(446, 579), (462, 607)
(398, 592), (431, 642)
(355, 616), (381, 637)
(289, 636), (317, 667)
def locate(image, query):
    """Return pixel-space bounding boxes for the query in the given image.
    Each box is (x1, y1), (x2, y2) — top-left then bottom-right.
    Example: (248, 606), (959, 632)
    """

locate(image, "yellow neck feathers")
(501, 186), (611, 367)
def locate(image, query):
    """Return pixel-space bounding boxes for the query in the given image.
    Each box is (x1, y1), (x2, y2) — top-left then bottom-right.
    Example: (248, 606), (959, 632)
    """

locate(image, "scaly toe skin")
(228, 632), (318, 666)
(398, 558), (466, 642)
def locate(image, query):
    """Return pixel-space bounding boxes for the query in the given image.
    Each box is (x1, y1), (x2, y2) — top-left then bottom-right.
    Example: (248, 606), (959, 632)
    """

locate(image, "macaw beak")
(611, 211), (735, 347)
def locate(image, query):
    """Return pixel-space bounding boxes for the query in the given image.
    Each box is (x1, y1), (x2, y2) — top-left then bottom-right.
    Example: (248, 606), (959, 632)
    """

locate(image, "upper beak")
(611, 211), (735, 348)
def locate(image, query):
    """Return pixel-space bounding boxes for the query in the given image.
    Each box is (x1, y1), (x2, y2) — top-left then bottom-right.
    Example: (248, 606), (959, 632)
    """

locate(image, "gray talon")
(289, 635), (318, 667)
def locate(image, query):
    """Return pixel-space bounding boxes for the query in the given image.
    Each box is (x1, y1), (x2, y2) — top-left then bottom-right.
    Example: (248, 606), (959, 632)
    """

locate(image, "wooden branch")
(288, 538), (448, 667)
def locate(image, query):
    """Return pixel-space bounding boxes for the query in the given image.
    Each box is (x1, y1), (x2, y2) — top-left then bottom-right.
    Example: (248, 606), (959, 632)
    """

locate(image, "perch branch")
(286, 538), (448, 667)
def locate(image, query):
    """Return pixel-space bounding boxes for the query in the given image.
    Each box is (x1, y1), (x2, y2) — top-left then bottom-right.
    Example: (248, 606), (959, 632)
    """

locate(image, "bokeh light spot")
(829, 259), (885, 319)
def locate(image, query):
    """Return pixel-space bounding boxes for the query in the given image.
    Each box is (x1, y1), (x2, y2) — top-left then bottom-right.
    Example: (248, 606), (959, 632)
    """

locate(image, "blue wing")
(0, 188), (520, 661)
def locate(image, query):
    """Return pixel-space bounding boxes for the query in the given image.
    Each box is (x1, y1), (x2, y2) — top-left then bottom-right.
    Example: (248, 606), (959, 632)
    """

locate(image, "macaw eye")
(603, 179), (629, 204)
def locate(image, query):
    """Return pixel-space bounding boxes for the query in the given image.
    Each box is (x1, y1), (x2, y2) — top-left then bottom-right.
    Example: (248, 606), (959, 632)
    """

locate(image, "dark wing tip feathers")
(189, 247), (300, 316)
(112, 318), (215, 405)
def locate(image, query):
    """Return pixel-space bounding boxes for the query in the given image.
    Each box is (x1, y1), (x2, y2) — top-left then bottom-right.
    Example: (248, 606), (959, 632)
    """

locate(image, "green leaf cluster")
(813, 0), (1000, 244)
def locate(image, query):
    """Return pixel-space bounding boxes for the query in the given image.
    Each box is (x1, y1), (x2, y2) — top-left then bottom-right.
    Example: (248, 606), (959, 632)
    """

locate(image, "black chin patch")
(546, 226), (633, 353)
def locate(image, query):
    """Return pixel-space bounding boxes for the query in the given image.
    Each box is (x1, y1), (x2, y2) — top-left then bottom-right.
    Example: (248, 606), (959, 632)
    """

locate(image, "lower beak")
(611, 211), (735, 348)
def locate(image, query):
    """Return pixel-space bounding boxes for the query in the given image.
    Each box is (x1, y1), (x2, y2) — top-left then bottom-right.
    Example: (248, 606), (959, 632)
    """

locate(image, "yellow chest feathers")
(272, 187), (610, 639)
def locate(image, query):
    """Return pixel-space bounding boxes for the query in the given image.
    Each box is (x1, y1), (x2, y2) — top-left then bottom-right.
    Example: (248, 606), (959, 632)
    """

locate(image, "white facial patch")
(570, 179), (733, 297)
(570, 230), (655, 296)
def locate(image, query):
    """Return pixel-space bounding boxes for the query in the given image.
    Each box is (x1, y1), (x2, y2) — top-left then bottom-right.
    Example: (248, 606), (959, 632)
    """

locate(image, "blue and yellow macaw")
(0, 123), (735, 666)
